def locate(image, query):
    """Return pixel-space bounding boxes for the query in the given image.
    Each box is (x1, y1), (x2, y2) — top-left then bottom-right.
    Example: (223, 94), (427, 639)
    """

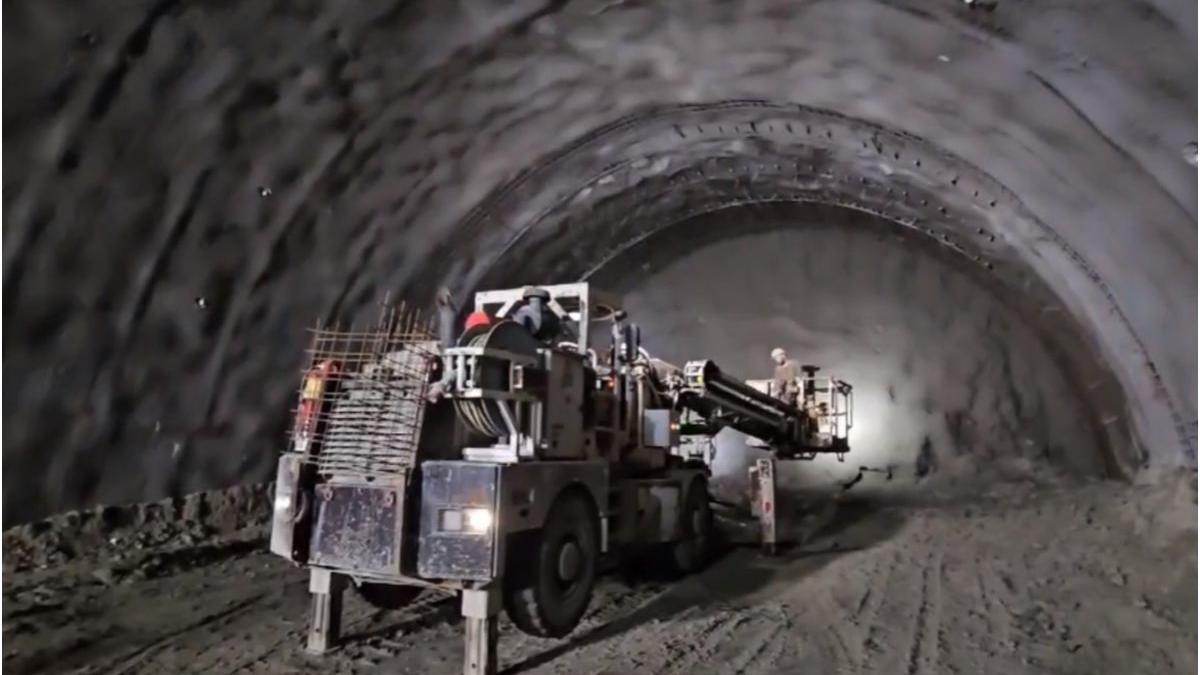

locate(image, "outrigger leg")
(754, 458), (778, 556)
(461, 586), (500, 675)
(306, 568), (346, 654)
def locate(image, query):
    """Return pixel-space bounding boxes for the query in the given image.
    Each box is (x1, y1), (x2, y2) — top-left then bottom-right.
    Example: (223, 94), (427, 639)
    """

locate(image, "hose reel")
(451, 321), (541, 440)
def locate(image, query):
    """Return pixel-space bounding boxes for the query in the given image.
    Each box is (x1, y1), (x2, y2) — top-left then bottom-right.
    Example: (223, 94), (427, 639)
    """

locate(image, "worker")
(771, 347), (800, 408)
(512, 286), (561, 342)
(464, 309), (491, 331)
(436, 288), (457, 349)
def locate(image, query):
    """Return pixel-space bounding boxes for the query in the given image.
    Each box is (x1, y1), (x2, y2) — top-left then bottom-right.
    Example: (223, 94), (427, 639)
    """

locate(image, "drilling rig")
(269, 283), (852, 675)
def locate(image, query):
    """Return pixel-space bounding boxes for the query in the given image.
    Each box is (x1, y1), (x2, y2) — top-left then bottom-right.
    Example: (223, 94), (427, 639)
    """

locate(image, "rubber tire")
(503, 492), (599, 638)
(670, 479), (715, 574)
(357, 582), (422, 611)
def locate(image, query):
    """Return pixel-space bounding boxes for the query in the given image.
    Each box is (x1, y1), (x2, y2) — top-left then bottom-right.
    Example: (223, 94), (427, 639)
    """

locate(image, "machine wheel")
(670, 479), (715, 574)
(357, 582), (422, 610)
(503, 492), (599, 638)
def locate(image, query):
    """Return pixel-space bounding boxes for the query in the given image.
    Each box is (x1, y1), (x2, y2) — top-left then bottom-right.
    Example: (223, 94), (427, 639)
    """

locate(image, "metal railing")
(745, 375), (853, 444)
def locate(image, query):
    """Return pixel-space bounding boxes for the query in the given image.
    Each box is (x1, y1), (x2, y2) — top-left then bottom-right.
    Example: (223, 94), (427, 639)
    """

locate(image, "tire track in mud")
(926, 554), (945, 667)
(735, 546), (864, 675)
(5, 560), (288, 675)
(623, 605), (786, 675)
(222, 576), (474, 674)
(724, 615), (789, 675)
(81, 592), (271, 675)
(984, 565), (1021, 661)
(967, 551), (1018, 666)
(106, 558), (307, 674)
(497, 580), (674, 674)
(512, 575), (792, 675)
(657, 609), (756, 675)
(904, 554), (933, 675)
(855, 546), (907, 672)
(902, 546), (944, 675)
(796, 585), (868, 675)
(851, 513), (953, 675)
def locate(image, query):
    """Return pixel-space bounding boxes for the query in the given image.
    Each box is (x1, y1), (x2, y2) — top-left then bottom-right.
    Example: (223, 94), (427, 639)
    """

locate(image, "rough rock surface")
(3, 0), (1196, 524)
(2, 484), (270, 574)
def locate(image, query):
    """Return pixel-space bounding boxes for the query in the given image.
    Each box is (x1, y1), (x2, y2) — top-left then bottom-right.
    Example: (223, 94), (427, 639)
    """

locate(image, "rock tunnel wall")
(3, 0), (1195, 524)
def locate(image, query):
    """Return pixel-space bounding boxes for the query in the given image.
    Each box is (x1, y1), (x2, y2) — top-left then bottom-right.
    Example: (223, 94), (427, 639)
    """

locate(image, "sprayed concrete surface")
(1, 0), (1196, 673)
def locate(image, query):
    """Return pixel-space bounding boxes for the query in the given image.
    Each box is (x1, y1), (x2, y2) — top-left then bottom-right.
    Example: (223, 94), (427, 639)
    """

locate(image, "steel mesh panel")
(287, 305), (438, 478)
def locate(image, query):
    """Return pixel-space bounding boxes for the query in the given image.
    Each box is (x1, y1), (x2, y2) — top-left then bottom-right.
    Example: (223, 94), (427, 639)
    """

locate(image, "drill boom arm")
(677, 360), (804, 445)
(674, 359), (845, 455)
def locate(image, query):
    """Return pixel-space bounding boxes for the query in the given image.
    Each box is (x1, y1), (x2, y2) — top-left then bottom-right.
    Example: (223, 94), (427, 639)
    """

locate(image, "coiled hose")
(453, 330), (507, 438)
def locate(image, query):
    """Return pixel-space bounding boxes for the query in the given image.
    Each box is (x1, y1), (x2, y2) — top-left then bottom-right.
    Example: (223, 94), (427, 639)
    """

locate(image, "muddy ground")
(3, 473), (1195, 675)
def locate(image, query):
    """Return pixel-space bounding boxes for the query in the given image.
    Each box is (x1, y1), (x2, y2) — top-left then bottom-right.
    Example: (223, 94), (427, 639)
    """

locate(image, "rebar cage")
(288, 303), (439, 478)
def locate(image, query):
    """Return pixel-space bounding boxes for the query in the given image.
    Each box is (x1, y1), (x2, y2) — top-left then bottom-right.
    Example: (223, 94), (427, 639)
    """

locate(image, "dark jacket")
(513, 300), (561, 342)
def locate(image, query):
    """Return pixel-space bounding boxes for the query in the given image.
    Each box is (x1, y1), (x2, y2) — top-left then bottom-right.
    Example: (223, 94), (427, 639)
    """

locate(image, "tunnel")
(444, 100), (1168, 496)
(2, 1), (1196, 673)
(593, 201), (1119, 495)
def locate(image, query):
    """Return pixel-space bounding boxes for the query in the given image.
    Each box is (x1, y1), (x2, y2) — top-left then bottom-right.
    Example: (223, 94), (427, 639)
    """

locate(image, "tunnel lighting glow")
(464, 508), (493, 533)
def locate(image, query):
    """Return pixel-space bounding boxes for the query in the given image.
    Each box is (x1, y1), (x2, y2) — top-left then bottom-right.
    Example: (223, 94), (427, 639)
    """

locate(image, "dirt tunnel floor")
(3, 475), (1194, 675)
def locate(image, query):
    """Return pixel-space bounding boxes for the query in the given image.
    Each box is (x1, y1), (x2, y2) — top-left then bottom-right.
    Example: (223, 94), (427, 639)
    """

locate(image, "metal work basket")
(289, 304), (439, 478)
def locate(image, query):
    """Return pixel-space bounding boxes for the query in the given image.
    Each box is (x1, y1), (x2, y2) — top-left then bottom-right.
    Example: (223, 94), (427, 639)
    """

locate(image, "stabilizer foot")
(461, 587), (500, 675)
(306, 569), (346, 654)
(753, 458), (778, 556)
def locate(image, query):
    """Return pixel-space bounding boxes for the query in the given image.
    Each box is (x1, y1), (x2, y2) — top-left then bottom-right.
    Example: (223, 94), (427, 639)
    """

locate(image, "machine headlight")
(439, 508), (494, 533)
(274, 493), (292, 514)
(463, 508), (493, 533)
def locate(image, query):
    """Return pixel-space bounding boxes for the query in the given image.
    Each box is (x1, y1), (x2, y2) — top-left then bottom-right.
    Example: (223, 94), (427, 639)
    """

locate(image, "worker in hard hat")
(436, 288), (458, 349)
(513, 286), (562, 342)
(464, 309), (491, 332)
(771, 348), (800, 408)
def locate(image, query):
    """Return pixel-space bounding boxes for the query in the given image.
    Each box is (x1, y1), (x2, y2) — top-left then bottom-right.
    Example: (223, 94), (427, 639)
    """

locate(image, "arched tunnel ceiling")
(588, 203), (1121, 491)
(442, 102), (1188, 469)
(438, 100), (1186, 476)
(2, 0), (1195, 523)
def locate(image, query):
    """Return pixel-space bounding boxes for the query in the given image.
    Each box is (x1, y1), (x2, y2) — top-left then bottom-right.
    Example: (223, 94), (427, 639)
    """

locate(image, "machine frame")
(269, 282), (852, 675)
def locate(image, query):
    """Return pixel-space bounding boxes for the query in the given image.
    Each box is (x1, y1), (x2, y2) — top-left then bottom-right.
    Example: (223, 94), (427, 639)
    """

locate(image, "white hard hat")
(771, 347), (786, 359)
